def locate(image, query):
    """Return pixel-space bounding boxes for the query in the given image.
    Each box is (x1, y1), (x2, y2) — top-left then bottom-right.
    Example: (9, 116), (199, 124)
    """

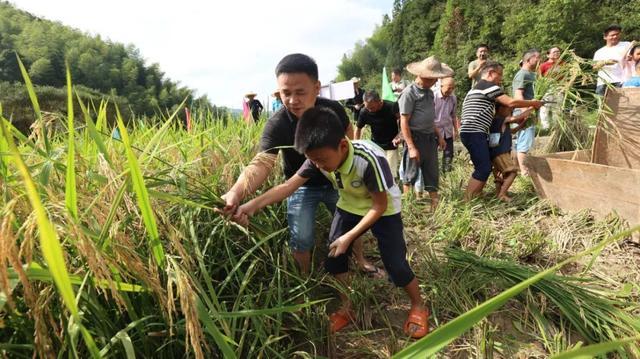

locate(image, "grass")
(0, 66), (638, 357)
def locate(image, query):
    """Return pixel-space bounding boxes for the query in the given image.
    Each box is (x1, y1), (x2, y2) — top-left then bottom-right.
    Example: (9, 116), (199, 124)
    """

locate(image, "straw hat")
(406, 56), (454, 78)
(350, 77), (361, 83)
(245, 91), (257, 97)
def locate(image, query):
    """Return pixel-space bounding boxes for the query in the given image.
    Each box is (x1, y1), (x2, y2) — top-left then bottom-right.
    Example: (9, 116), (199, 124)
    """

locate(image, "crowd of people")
(222, 24), (639, 339)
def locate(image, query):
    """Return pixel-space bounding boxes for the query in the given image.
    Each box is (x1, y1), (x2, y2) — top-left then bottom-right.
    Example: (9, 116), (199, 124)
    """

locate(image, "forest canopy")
(0, 1), (226, 129)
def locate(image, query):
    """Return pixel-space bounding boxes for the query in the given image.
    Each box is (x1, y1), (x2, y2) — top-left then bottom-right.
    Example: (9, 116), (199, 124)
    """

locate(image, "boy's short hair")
(603, 24), (622, 36)
(363, 90), (381, 102)
(392, 68), (402, 75)
(480, 61), (503, 75)
(477, 43), (489, 51)
(294, 107), (345, 154)
(275, 53), (319, 81)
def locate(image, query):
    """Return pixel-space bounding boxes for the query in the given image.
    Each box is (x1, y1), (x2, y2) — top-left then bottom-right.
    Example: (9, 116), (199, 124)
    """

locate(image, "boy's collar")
(335, 140), (354, 174)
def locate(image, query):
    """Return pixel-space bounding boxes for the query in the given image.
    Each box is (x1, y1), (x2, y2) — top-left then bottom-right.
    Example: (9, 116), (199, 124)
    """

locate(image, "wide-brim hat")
(350, 77), (361, 83)
(245, 91), (257, 97)
(406, 56), (454, 78)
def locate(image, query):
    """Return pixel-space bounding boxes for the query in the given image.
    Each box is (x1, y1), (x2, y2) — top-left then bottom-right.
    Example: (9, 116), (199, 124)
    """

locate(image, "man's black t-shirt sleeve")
(259, 119), (283, 154)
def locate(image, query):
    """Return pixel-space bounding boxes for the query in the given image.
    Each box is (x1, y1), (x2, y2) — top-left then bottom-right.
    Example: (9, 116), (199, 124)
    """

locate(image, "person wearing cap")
(245, 92), (264, 122)
(271, 90), (283, 112)
(345, 77), (364, 120)
(398, 56), (452, 210)
(460, 61), (543, 201)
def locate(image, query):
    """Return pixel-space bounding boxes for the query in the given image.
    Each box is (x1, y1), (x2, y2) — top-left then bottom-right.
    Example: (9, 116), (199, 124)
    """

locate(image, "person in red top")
(540, 47), (563, 76)
(539, 47), (564, 130)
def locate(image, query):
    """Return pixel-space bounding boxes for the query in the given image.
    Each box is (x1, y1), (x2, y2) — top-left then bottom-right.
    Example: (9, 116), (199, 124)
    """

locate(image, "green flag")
(381, 67), (397, 101)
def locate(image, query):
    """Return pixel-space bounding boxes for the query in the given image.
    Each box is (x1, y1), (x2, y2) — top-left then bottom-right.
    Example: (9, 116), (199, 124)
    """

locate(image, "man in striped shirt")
(460, 61), (543, 200)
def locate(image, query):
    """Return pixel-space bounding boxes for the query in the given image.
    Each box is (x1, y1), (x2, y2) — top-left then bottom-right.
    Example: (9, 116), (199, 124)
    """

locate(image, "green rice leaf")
(8, 262), (145, 292)
(196, 296), (238, 359)
(76, 95), (112, 166)
(15, 54), (50, 153)
(65, 63), (78, 219)
(115, 107), (165, 267)
(550, 335), (640, 359)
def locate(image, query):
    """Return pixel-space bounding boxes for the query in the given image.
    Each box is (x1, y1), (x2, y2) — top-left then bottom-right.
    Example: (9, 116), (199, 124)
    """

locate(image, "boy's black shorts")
(325, 208), (415, 287)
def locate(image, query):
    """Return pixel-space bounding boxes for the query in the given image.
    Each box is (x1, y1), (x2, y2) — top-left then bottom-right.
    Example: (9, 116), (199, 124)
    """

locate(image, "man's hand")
(408, 145), (420, 162)
(328, 235), (353, 257)
(532, 100), (544, 110)
(392, 135), (403, 147)
(220, 191), (241, 217)
(438, 136), (446, 151)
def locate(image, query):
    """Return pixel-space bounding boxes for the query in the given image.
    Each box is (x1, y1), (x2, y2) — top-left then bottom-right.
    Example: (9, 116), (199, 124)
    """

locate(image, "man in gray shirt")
(512, 48), (540, 175)
(399, 56), (453, 210)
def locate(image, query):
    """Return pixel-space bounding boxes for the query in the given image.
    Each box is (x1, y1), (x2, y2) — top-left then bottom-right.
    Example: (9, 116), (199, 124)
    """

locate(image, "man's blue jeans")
(286, 185), (338, 252)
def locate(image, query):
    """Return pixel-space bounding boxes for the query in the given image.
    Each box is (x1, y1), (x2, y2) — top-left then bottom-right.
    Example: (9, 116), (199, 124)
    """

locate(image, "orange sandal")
(329, 309), (354, 333)
(403, 307), (430, 339)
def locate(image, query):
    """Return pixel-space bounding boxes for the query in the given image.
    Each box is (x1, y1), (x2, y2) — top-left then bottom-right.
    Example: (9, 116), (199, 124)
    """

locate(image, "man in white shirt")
(593, 24), (632, 96)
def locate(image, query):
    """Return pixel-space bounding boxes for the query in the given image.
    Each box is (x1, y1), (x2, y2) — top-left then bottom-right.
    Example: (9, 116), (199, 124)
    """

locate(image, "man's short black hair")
(477, 44), (489, 51)
(604, 24), (622, 36)
(294, 107), (345, 153)
(363, 90), (381, 102)
(480, 61), (503, 76)
(275, 53), (319, 81)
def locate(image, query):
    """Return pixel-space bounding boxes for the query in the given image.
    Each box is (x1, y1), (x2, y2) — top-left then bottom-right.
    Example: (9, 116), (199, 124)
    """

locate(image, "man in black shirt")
(355, 90), (401, 178)
(222, 53), (376, 275)
(245, 93), (264, 122)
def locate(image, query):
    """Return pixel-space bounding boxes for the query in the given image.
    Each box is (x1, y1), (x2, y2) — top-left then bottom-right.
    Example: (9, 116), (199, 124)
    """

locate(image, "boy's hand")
(328, 235), (353, 257)
(438, 136), (446, 150)
(231, 202), (257, 227)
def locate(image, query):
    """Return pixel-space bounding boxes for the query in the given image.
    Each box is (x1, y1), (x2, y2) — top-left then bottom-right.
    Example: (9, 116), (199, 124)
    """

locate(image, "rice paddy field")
(1, 69), (639, 358)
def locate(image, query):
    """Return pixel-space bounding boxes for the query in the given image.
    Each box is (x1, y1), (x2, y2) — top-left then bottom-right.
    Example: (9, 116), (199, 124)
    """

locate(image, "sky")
(10, 0), (392, 109)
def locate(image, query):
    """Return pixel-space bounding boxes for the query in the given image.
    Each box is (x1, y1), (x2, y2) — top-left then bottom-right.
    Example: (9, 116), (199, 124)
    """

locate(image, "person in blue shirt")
(623, 60), (640, 87)
(271, 90), (284, 112)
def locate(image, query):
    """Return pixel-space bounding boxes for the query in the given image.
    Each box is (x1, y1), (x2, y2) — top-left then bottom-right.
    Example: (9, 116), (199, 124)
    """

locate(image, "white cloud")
(10, 0), (389, 109)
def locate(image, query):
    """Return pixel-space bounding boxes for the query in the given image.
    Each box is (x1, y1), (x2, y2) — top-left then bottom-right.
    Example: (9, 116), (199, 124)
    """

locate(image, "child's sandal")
(403, 307), (430, 339)
(329, 309), (354, 333)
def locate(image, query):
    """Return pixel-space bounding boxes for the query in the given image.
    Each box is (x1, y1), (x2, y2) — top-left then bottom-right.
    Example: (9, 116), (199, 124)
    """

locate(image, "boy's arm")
(329, 191), (387, 257)
(233, 174), (309, 226)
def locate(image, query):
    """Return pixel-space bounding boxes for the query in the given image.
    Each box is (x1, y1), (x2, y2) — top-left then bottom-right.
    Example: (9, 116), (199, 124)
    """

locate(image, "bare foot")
(497, 194), (512, 202)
